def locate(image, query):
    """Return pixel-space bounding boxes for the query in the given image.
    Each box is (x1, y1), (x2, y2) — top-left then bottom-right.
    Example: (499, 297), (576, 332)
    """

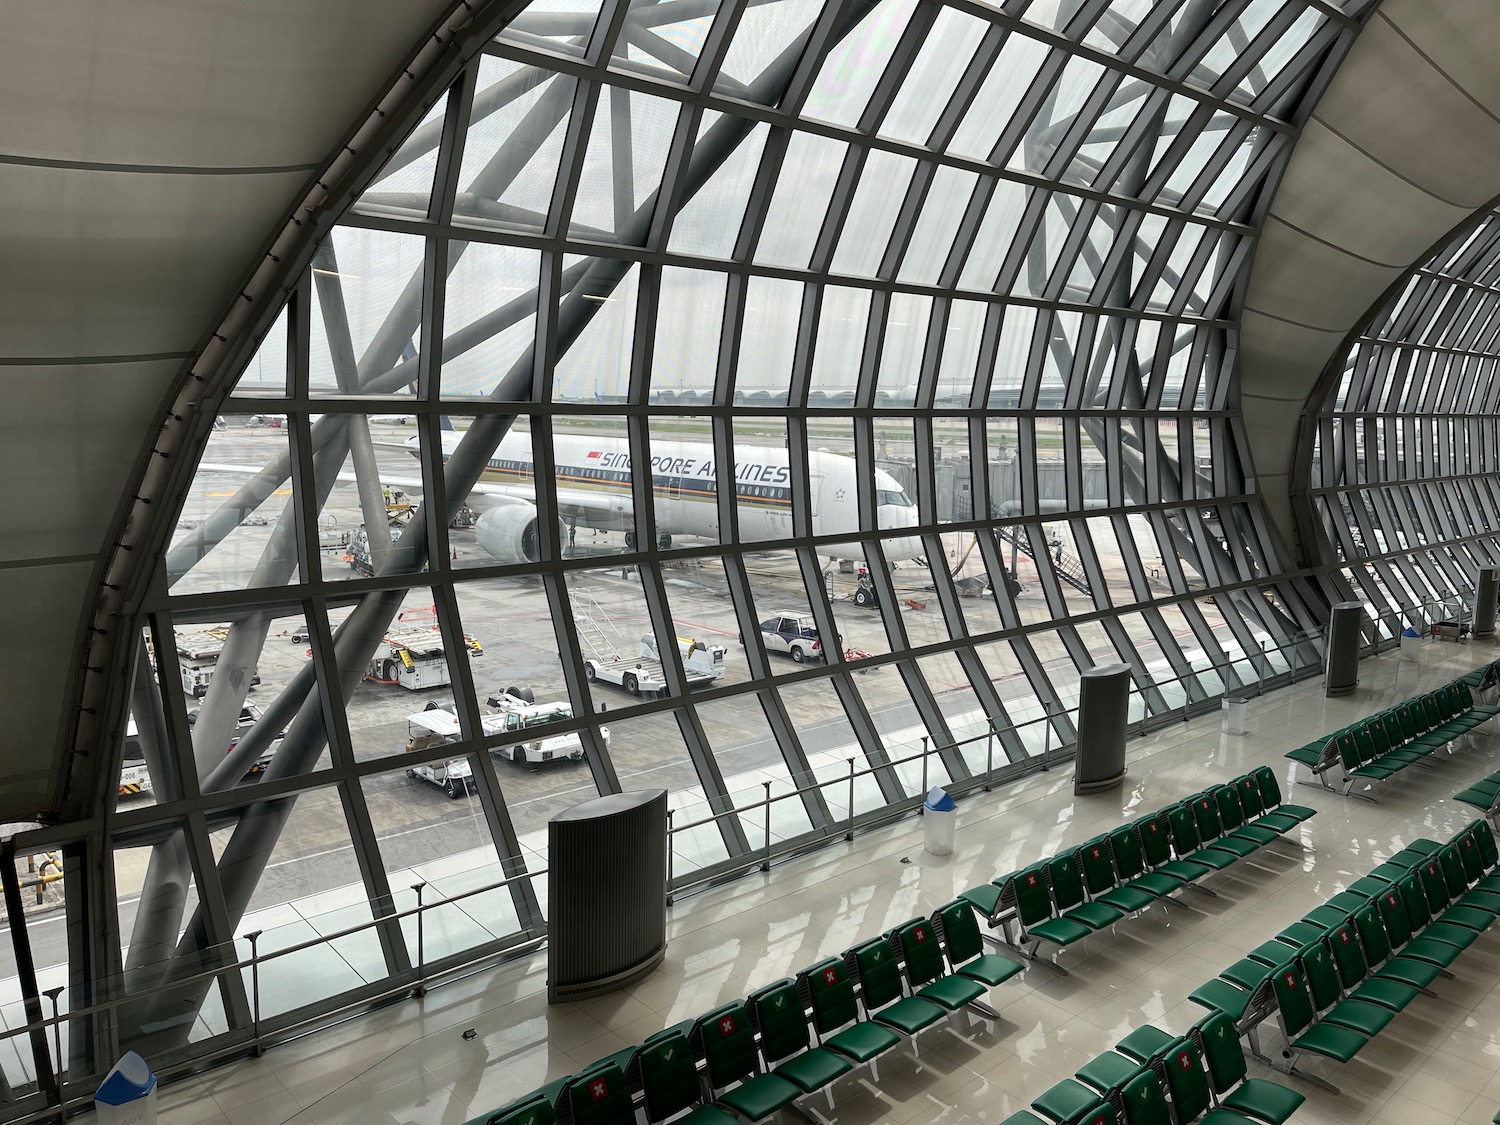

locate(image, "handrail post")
(412, 883), (427, 998)
(1041, 707), (1053, 771)
(666, 808), (675, 906)
(845, 759), (855, 841)
(246, 931), (263, 1056)
(920, 736), (929, 800)
(760, 782), (772, 872)
(984, 722), (995, 791)
(42, 986), (64, 1086)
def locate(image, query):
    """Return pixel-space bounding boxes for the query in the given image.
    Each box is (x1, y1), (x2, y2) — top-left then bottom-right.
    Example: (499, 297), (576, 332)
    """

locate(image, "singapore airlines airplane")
(420, 426), (925, 564)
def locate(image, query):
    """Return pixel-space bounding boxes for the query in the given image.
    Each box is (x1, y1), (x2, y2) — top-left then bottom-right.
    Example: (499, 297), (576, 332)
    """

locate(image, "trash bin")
(922, 788), (957, 856)
(95, 1051), (157, 1125)
(1221, 696), (1248, 736)
(1400, 627), (1422, 663)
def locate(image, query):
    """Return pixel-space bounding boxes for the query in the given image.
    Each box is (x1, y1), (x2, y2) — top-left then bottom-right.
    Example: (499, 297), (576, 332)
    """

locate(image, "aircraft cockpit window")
(877, 489), (911, 507)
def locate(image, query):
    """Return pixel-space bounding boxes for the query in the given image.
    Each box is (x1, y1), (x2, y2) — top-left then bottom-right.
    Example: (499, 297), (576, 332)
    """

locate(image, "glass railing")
(0, 619), (1347, 1123)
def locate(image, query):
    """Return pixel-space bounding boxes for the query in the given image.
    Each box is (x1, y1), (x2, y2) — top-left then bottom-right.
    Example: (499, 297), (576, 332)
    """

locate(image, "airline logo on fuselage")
(587, 449), (791, 485)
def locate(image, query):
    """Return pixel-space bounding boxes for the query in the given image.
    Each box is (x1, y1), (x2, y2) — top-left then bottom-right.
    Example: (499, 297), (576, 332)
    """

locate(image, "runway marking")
(204, 489), (292, 497)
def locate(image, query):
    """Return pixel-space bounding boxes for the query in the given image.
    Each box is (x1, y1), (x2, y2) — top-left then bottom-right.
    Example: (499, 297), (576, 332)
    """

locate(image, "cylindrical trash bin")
(95, 1051), (157, 1125)
(1400, 627), (1422, 663)
(922, 788), (957, 856)
(1221, 697), (1248, 736)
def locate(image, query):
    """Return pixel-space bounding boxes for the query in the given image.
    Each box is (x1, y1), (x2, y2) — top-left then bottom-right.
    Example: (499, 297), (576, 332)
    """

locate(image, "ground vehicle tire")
(381, 660), (397, 682)
(446, 780), (461, 799)
(790, 646), (806, 663)
(854, 587), (873, 607)
(623, 672), (639, 695)
(406, 768), (417, 779)
(584, 662), (597, 682)
(1007, 577), (1023, 597)
(624, 531), (637, 549)
(657, 533), (672, 549)
(505, 684), (535, 704)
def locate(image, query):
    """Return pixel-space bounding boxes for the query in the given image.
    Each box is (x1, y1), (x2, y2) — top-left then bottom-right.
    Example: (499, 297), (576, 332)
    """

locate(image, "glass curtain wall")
(1311, 208), (1500, 637)
(3, 0), (1371, 1110)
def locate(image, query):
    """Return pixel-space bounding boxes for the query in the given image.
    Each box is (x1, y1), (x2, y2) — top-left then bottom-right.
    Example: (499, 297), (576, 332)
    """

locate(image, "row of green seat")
(1186, 820), (1500, 1094)
(1287, 677), (1498, 799)
(469, 899), (1025, 1125)
(1454, 766), (1500, 816)
(999, 1010), (1305, 1125)
(1457, 659), (1500, 690)
(961, 768), (1314, 969)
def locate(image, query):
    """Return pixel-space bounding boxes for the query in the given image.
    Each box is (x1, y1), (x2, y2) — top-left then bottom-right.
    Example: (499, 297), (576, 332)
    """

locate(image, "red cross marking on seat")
(1178, 1051), (1191, 1070)
(913, 926), (926, 942)
(720, 1016), (735, 1036)
(1026, 874), (1037, 886)
(591, 1079), (608, 1101)
(823, 968), (838, 986)
(1091, 847), (1101, 859)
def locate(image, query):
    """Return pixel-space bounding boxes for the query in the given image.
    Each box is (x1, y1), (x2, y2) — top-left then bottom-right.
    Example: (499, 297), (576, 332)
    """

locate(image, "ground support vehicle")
(747, 613), (837, 663)
(365, 626), (482, 690)
(344, 524), (403, 577)
(403, 711), (476, 798)
(119, 719), (152, 796)
(484, 689), (608, 768)
(173, 631), (260, 698)
(581, 633), (723, 697)
(188, 702), (281, 778)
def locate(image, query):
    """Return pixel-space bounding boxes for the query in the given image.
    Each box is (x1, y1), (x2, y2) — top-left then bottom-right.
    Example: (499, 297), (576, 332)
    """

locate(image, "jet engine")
(474, 501), (561, 564)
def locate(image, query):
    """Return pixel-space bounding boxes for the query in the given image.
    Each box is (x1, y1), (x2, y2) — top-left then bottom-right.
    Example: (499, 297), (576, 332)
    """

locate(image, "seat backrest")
(1353, 902), (1393, 967)
(1425, 695), (1446, 726)
(1458, 682), (1475, 711)
(1394, 707), (1416, 742)
(799, 957), (856, 1036)
(1472, 819), (1500, 869)
(1439, 846), (1469, 898)
(1166, 803), (1202, 856)
(694, 1002), (759, 1090)
(1369, 719), (1391, 756)
(1396, 875), (1432, 933)
(1337, 735), (1361, 772)
(487, 1093), (559, 1125)
(634, 1030), (701, 1125)
(1299, 940), (1344, 1013)
(1014, 866), (1056, 926)
(1119, 1067), (1169, 1125)
(1192, 1010), (1247, 1094)
(561, 1063), (633, 1125)
(1272, 961), (1316, 1039)
(1047, 855), (1087, 911)
(1417, 858), (1451, 911)
(1236, 773), (1265, 817)
(1190, 793), (1226, 844)
(748, 978), (812, 1067)
(1215, 785), (1246, 831)
(1326, 919), (1369, 990)
(1457, 828), (1486, 881)
(1077, 837), (1118, 897)
(1376, 886), (1414, 948)
(1253, 766), (1283, 810)
(1351, 727), (1377, 765)
(934, 899), (983, 968)
(1160, 1037), (1213, 1123)
(1111, 824), (1147, 878)
(1137, 814), (1173, 867)
(890, 918), (946, 990)
(847, 938), (905, 1012)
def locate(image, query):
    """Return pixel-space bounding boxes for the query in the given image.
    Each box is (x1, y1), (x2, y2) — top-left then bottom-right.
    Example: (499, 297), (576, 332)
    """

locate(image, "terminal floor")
(98, 640), (1500, 1125)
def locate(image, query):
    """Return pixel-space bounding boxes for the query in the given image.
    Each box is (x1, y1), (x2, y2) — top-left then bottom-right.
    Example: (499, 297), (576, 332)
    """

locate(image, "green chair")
(1272, 960), (1368, 1071)
(844, 937), (947, 1047)
(1324, 917), (1419, 1013)
(559, 1063), (634, 1125)
(631, 1029), (737, 1125)
(1073, 1050), (1141, 1096)
(1165, 802), (1237, 873)
(1396, 873), (1478, 951)
(1118, 1066), (1170, 1125)
(888, 917), (989, 1017)
(1374, 884), (1462, 970)
(1351, 899), (1441, 990)
(1234, 774), (1300, 836)
(1300, 938), (1395, 1038)
(1158, 1035), (1259, 1125)
(795, 957), (900, 1080)
(1188, 957), (1274, 1022)
(1188, 789), (1259, 859)
(1252, 766), (1315, 825)
(746, 978), (851, 1109)
(1213, 784), (1280, 848)
(1109, 821), (1187, 900)
(475, 1093), (558, 1125)
(1077, 836), (1156, 915)
(692, 1002), (801, 1122)
(1137, 811), (1212, 885)
(1194, 1010), (1305, 1124)
(1008, 864), (1095, 966)
(1045, 855), (1125, 931)
(932, 898), (1025, 988)
(1114, 1024), (1175, 1065)
(1417, 855), (1496, 931)
(1030, 1078), (1109, 1125)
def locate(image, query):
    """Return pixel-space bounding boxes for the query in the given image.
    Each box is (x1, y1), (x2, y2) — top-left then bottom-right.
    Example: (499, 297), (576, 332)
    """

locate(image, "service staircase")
(993, 524), (1093, 598)
(570, 588), (625, 661)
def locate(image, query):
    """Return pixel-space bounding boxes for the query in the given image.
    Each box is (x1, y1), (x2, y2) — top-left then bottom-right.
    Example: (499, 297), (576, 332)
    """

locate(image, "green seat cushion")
(1275, 802), (1317, 821)
(1456, 889), (1500, 913)
(1374, 956), (1442, 989)
(771, 1048), (851, 1093)
(1231, 824), (1281, 846)
(1323, 999), (1395, 1038)
(1064, 902), (1124, 930)
(957, 953), (1025, 987)
(1192, 847), (1240, 871)
(1073, 1051), (1139, 1094)
(1420, 921), (1479, 949)
(1189, 979), (1253, 1021)
(1096, 885), (1156, 913)
(1220, 958), (1274, 991)
(1456, 789), (1500, 809)
(1115, 1024), (1174, 1063)
(1291, 1022), (1366, 1063)
(1277, 921), (1325, 946)
(999, 1112), (1049, 1125)
(1352, 764), (1399, 780)
(1127, 872), (1184, 896)
(714, 1074), (801, 1121)
(1220, 1078), (1306, 1125)
(1028, 916), (1094, 946)
(871, 996), (945, 1035)
(959, 883), (1002, 917)
(1250, 812), (1301, 834)
(917, 974), (987, 1010)
(1155, 859), (1212, 882)
(1031, 1078), (1099, 1123)
(1210, 835), (1261, 858)
(1349, 976), (1420, 1011)
(1248, 939), (1299, 966)
(824, 1021), (900, 1063)
(678, 1107), (739, 1125)
(1437, 905), (1494, 931)
(1400, 936), (1463, 967)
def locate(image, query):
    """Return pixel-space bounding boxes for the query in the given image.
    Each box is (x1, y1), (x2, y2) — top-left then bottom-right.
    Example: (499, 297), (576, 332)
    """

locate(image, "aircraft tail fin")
(440, 415), (455, 431)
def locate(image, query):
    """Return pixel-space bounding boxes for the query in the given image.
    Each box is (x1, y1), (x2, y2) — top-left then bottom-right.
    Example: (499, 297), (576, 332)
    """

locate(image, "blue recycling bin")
(95, 1051), (157, 1125)
(922, 787), (957, 856)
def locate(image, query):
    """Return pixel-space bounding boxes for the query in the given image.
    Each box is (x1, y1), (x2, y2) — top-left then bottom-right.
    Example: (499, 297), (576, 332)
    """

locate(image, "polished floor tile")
(68, 641), (1500, 1124)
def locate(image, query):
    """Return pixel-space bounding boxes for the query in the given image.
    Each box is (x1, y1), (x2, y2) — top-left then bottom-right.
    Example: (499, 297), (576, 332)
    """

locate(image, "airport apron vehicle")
(582, 633), (725, 697)
(365, 626), (483, 690)
(119, 718), (152, 797)
(173, 631), (260, 698)
(484, 689), (608, 768)
(748, 614), (837, 663)
(187, 702), (283, 778)
(402, 710), (477, 798)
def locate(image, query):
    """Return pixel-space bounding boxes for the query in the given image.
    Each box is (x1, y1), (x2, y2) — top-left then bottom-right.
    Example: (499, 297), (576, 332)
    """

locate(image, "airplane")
(416, 423), (925, 564)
